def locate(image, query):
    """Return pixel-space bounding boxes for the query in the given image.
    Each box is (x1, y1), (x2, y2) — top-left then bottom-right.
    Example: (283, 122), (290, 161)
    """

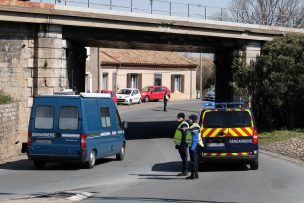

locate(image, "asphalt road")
(0, 100), (304, 203)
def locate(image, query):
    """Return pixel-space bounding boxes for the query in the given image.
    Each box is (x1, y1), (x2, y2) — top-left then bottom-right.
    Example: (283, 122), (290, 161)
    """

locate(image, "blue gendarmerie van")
(26, 92), (127, 169)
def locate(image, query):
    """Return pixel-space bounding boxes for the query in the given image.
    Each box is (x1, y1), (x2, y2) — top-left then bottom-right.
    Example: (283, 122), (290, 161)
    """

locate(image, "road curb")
(260, 149), (304, 166)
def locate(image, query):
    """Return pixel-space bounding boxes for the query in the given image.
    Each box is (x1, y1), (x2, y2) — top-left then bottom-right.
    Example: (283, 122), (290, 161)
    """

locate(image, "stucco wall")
(99, 67), (197, 100)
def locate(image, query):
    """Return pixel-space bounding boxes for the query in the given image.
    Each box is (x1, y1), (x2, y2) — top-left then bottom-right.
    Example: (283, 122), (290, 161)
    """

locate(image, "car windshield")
(142, 87), (152, 92)
(203, 111), (252, 128)
(118, 89), (132, 94)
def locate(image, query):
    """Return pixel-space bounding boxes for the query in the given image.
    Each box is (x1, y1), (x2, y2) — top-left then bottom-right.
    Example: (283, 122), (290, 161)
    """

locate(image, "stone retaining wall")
(0, 102), (20, 161)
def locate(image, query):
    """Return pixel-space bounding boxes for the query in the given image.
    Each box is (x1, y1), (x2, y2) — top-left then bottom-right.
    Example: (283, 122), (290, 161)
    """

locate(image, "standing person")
(186, 114), (204, 179)
(174, 113), (192, 176)
(163, 91), (169, 111)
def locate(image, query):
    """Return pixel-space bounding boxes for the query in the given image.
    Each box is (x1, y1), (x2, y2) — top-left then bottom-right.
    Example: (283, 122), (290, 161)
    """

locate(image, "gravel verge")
(261, 135), (304, 161)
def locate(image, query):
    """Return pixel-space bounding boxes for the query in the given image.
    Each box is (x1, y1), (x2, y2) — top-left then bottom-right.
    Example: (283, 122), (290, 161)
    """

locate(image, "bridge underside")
(63, 26), (261, 102)
(63, 26), (253, 53)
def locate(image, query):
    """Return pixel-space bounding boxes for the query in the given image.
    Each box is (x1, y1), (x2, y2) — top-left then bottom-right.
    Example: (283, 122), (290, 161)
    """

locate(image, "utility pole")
(150, 0), (154, 14)
(200, 53), (203, 100)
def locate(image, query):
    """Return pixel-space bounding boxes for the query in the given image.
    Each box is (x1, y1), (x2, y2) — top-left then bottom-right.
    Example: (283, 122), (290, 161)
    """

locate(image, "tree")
(232, 34), (304, 131)
(229, 0), (304, 28)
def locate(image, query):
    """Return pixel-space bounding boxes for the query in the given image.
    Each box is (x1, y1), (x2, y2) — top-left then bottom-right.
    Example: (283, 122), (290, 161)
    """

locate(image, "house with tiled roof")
(86, 48), (198, 100)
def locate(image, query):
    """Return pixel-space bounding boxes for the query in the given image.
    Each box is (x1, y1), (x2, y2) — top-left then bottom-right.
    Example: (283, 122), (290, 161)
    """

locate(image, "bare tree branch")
(229, 0), (304, 27)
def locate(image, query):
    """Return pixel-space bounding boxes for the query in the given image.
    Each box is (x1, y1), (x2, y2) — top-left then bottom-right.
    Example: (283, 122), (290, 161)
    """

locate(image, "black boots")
(177, 172), (188, 176)
(186, 172), (199, 179)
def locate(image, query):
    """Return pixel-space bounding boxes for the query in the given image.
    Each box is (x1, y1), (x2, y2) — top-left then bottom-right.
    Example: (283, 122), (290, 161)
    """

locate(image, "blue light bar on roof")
(202, 101), (215, 109)
(215, 102), (245, 108)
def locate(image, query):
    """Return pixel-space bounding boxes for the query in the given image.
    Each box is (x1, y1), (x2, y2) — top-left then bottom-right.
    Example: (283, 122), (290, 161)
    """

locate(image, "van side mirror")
(122, 121), (128, 130)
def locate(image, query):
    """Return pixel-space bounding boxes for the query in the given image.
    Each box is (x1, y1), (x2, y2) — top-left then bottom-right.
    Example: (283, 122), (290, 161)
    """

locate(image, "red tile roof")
(101, 48), (197, 68)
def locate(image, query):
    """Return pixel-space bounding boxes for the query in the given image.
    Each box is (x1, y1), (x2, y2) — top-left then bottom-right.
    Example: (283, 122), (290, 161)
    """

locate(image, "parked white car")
(116, 88), (141, 105)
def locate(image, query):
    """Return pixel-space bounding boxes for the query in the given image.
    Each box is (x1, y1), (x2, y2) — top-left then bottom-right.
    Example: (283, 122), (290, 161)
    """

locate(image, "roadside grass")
(259, 130), (304, 145)
(0, 94), (11, 105)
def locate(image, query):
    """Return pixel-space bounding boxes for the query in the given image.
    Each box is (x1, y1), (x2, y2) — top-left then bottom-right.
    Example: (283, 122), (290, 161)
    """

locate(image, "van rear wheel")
(85, 150), (96, 169)
(34, 161), (45, 170)
(116, 143), (125, 161)
(250, 160), (259, 170)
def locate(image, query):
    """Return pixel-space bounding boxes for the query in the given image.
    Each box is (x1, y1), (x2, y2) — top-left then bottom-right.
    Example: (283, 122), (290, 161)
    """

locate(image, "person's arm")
(190, 133), (199, 151)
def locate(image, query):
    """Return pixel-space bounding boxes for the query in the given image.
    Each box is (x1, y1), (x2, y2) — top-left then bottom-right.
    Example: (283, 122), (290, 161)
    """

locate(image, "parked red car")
(140, 86), (171, 102)
(99, 90), (118, 104)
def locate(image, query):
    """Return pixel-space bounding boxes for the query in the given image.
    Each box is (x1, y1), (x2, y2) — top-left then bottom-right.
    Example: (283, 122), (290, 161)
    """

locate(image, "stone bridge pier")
(214, 42), (261, 102)
(33, 24), (86, 95)
(0, 23), (86, 160)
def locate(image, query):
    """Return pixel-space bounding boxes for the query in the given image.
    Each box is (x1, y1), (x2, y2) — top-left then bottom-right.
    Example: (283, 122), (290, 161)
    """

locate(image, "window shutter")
(181, 74), (185, 93)
(171, 74), (175, 93)
(112, 73), (117, 91)
(138, 73), (142, 90)
(127, 73), (131, 88)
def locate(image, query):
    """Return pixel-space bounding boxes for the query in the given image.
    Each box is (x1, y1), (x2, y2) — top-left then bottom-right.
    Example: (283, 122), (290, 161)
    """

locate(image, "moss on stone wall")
(0, 94), (11, 105)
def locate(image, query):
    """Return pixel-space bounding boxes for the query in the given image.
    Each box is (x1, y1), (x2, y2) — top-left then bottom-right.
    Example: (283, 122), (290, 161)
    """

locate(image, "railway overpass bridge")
(0, 1), (303, 128)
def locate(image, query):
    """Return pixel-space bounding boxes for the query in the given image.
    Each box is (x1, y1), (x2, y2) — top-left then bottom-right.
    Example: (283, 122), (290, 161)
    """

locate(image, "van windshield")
(203, 111), (252, 128)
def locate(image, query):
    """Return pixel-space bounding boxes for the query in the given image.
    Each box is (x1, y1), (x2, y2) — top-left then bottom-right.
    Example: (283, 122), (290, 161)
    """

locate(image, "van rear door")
(202, 109), (254, 157)
(54, 97), (82, 157)
(30, 97), (57, 153)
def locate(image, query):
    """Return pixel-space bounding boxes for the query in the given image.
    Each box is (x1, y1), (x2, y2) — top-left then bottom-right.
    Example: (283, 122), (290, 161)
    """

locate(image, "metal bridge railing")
(31, 0), (303, 28)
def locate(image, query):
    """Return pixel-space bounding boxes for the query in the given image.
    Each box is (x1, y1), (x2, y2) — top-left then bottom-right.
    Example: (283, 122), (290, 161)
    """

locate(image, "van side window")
(59, 106), (78, 130)
(35, 106), (54, 129)
(100, 107), (111, 128)
(115, 109), (122, 128)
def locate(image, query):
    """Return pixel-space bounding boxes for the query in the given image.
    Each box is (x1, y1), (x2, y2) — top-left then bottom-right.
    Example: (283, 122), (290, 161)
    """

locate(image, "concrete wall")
(100, 67), (197, 100)
(0, 103), (20, 160)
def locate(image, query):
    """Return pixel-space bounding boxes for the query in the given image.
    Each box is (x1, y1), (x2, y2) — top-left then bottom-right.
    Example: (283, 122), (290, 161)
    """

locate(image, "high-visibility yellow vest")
(174, 121), (191, 146)
(188, 123), (204, 147)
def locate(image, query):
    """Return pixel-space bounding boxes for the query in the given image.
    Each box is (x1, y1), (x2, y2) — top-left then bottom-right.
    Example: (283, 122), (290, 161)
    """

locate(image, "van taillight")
(80, 134), (87, 149)
(253, 130), (258, 145)
(27, 131), (32, 146)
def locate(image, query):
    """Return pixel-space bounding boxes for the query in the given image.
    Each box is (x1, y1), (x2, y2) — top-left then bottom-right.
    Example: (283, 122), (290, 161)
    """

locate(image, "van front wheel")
(116, 143), (125, 161)
(34, 161), (45, 170)
(85, 150), (96, 169)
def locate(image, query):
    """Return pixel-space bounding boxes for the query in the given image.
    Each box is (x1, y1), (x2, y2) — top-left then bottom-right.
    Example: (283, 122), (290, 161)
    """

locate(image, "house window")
(171, 74), (184, 93)
(102, 73), (108, 90)
(174, 75), (182, 92)
(127, 73), (142, 90)
(154, 74), (162, 86)
(131, 74), (138, 89)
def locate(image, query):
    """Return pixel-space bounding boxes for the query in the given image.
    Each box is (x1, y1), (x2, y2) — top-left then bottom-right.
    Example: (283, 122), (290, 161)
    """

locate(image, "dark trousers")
(189, 149), (198, 173)
(164, 101), (167, 111)
(178, 146), (188, 173)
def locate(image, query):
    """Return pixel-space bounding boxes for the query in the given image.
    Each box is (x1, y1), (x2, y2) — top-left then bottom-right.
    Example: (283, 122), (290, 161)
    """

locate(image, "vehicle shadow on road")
(125, 121), (177, 140)
(88, 196), (238, 203)
(151, 161), (249, 173)
(0, 158), (114, 171)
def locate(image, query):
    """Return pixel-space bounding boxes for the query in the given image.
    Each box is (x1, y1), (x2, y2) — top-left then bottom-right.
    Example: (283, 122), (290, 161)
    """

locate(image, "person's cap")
(177, 113), (185, 119)
(189, 114), (198, 122)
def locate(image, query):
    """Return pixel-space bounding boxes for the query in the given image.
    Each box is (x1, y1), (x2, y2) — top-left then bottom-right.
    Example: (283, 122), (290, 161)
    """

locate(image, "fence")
(31, 0), (303, 28)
